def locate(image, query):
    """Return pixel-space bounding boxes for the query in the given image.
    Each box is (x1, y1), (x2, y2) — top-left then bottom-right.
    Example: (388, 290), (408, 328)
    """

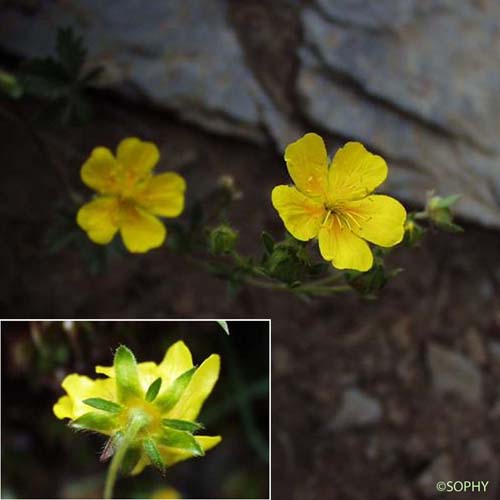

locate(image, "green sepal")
(403, 217), (426, 247)
(429, 194), (461, 209)
(157, 428), (204, 457)
(120, 445), (141, 476)
(217, 320), (229, 335)
(145, 377), (162, 403)
(83, 397), (124, 413)
(70, 412), (116, 433)
(143, 437), (165, 471)
(161, 418), (204, 434)
(114, 345), (142, 403)
(155, 367), (196, 412)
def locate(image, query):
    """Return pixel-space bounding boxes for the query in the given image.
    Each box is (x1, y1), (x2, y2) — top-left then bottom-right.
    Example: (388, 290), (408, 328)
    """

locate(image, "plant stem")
(103, 411), (149, 499)
(244, 276), (351, 296)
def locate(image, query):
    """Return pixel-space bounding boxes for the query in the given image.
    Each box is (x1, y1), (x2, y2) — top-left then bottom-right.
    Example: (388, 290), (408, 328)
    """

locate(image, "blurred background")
(1, 321), (269, 499)
(1, 1), (500, 499)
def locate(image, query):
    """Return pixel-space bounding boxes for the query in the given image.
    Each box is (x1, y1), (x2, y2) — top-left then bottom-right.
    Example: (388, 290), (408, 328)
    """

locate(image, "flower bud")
(403, 216), (425, 247)
(209, 225), (239, 255)
(426, 194), (463, 232)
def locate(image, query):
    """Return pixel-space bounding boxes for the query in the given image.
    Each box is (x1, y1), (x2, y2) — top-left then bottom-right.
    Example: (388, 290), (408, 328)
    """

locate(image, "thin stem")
(104, 411), (149, 499)
(244, 276), (352, 296)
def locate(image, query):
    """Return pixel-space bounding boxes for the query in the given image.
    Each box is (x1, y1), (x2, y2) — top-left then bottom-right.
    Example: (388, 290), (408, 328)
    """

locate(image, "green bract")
(53, 341), (221, 477)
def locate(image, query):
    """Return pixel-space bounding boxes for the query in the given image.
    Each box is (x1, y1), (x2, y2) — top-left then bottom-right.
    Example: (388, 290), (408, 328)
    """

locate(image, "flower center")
(119, 398), (163, 437)
(322, 204), (369, 231)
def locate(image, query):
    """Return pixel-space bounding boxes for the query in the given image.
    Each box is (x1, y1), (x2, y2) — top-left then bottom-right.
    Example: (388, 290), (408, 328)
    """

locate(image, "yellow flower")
(53, 341), (221, 475)
(77, 137), (186, 253)
(272, 133), (406, 271)
(151, 486), (182, 499)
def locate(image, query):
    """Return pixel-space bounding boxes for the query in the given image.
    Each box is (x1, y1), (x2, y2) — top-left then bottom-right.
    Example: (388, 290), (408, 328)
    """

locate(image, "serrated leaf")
(143, 438), (165, 471)
(161, 418), (204, 434)
(145, 377), (162, 402)
(157, 428), (204, 456)
(121, 446), (141, 476)
(83, 398), (124, 413)
(217, 320), (229, 335)
(81, 66), (104, 85)
(155, 367), (196, 412)
(114, 345), (142, 403)
(56, 27), (86, 77)
(70, 412), (116, 433)
(261, 231), (275, 254)
(0, 69), (23, 99)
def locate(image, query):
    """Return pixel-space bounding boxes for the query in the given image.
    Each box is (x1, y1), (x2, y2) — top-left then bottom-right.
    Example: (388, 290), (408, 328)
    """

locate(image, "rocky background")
(1, 1), (500, 499)
(2, 0), (500, 227)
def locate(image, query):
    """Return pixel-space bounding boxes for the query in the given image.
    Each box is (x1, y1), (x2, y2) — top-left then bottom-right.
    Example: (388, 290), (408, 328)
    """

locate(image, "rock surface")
(1, 0), (500, 226)
(427, 343), (483, 405)
(330, 388), (383, 430)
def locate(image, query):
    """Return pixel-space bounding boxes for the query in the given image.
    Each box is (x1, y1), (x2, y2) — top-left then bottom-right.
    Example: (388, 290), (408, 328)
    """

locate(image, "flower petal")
(318, 217), (373, 271)
(95, 365), (114, 377)
(343, 194), (407, 247)
(135, 172), (186, 217)
(59, 374), (116, 419)
(81, 147), (121, 195)
(168, 354), (220, 421)
(53, 395), (74, 420)
(130, 455), (149, 476)
(284, 132), (328, 198)
(158, 341), (194, 387)
(271, 185), (325, 241)
(116, 137), (160, 181)
(328, 142), (387, 202)
(119, 205), (166, 253)
(77, 196), (119, 245)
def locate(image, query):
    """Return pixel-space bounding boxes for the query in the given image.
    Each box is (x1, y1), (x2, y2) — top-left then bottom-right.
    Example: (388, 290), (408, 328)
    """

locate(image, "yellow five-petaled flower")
(53, 341), (221, 476)
(77, 137), (186, 253)
(272, 133), (407, 271)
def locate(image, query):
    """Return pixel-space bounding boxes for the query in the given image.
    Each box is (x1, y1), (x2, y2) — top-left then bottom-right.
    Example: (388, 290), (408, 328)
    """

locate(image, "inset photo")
(1, 320), (270, 499)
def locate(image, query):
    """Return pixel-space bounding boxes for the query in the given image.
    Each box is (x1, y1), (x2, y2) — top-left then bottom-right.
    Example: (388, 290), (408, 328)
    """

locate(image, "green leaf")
(145, 377), (162, 403)
(83, 398), (124, 413)
(0, 69), (23, 99)
(161, 418), (204, 434)
(158, 428), (204, 456)
(70, 412), (116, 433)
(143, 438), (165, 471)
(217, 320), (230, 335)
(121, 446), (141, 476)
(56, 27), (86, 77)
(431, 194), (461, 209)
(261, 231), (275, 254)
(155, 367), (196, 412)
(114, 345), (143, 403)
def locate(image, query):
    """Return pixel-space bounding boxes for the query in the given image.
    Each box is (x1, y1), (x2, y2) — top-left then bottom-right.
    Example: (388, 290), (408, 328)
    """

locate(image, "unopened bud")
(209, 225), (239, 255)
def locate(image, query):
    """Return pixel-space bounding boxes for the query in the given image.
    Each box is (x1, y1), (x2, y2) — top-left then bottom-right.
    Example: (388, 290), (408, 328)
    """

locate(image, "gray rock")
(298, 3), (500, 227)
(329, 388), (383, 431)
(0, 0), (297, 146)
(427, 343), (483, 405)
(316, 0), (416, 30)
(416, 453), (454, 498)
(2, 1), (500, 227)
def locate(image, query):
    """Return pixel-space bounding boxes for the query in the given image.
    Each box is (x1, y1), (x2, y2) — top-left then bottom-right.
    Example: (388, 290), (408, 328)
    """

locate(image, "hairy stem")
(104, 411), (149, 499)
